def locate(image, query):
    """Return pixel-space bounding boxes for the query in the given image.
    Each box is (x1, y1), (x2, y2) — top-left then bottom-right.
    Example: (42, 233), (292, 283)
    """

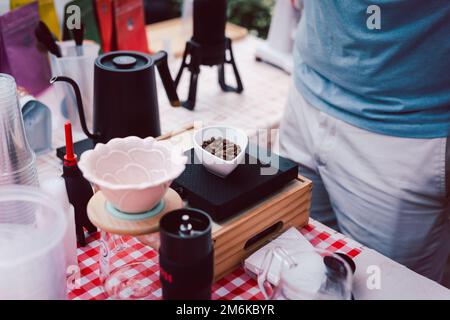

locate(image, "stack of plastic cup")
(0, 186), (67, 299)
(0, 73), (39, 187)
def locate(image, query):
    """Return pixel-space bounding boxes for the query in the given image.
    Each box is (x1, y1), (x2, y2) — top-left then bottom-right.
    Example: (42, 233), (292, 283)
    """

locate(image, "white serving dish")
(193, 125), (248, 178)
(78, 136), (187, 213)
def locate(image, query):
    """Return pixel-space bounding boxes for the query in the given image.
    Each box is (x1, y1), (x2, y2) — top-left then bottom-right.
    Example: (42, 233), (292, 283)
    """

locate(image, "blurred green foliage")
(227, 0), (275, 38)
(172, 0), (275, 39)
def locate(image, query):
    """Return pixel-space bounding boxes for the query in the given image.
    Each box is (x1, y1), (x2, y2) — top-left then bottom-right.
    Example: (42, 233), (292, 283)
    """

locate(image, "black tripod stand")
(174, 37), (243, 110)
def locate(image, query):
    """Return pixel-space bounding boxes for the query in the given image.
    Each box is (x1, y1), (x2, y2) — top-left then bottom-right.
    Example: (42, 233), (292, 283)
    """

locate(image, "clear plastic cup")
(0, 186), (68, 299)
(0, 73), (39, 187)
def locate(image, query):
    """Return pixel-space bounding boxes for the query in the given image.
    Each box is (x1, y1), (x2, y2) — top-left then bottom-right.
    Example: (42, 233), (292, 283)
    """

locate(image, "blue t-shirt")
(294, 1), (450, 138)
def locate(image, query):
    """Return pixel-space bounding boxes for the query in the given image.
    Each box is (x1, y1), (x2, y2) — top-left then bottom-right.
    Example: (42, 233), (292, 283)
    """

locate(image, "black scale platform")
(172, 147), (298, 222)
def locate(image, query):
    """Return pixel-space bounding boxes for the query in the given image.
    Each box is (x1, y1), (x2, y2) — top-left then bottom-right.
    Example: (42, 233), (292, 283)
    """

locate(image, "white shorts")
(279, 84), (450, 282)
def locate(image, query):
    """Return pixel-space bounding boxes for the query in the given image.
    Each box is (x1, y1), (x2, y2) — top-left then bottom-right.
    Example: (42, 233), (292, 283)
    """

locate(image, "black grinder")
(159, 208), (214, 300)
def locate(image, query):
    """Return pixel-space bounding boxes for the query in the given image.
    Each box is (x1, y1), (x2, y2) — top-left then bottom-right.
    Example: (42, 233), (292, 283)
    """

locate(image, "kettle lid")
(96, 51), (153, 72)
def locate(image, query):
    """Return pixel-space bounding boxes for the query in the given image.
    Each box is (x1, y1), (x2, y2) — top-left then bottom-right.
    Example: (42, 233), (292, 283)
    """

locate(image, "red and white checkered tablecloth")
(68, 221), (363, 300)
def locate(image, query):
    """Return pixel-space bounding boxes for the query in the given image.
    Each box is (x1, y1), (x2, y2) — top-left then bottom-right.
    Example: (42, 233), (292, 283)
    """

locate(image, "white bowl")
(193, 126), (248, 178)
(78, 136), (187, 213)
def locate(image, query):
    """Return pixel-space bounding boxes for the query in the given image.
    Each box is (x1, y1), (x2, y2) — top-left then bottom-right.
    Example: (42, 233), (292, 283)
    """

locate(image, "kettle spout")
(153, 51), (181, 107)
(50, 76), (98, 140)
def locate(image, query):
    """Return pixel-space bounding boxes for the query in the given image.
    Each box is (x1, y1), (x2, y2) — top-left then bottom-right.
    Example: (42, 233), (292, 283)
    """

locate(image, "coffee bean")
(202, 137), (241, 160)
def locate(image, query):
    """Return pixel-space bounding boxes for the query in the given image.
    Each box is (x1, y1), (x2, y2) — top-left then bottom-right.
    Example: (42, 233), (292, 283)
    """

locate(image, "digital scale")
(172, 147), (299, 221)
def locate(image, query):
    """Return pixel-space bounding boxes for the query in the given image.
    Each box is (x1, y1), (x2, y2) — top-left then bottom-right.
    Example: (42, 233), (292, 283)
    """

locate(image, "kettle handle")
(50, 76), (99, 140)
(152, 51), (181, 107)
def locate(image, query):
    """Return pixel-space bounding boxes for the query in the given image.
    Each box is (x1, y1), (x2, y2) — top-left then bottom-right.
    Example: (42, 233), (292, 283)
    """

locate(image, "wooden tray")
(146, 18), (248, 58)
(210, 175), (311, 280)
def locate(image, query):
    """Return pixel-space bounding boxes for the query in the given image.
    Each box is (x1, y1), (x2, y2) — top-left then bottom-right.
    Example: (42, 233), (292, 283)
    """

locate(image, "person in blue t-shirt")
(279, 1), (450, 282)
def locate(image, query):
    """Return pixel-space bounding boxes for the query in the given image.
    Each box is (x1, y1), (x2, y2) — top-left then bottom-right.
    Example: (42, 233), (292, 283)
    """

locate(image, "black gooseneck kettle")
(51, 51), (181, 144)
